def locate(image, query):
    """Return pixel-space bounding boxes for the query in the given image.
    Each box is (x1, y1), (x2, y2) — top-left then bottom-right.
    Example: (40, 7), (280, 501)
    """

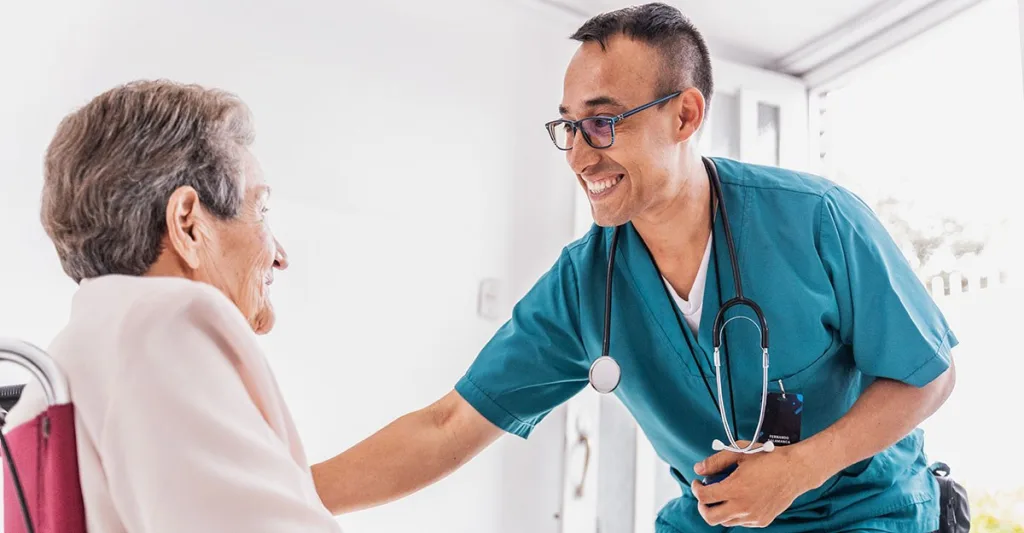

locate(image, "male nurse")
(312, 3), (957, 531)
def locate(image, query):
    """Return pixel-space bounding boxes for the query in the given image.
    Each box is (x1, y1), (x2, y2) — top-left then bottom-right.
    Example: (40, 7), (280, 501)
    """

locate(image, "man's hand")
(690, 441), (825, 528)
(687, 367), (956, 527)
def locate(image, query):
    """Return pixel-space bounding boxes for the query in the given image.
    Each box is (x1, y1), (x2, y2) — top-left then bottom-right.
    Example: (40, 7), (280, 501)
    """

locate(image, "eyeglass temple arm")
(618, 91), (684, 120)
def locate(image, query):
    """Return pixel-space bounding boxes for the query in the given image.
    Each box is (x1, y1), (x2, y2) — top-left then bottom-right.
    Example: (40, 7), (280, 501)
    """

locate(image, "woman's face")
(189, 149), (288, 334)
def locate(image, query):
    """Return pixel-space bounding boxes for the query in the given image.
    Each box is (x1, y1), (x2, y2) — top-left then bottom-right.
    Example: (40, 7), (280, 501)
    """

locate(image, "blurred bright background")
(1, 0), (1022, 531)
(821, 1), (1024, 530)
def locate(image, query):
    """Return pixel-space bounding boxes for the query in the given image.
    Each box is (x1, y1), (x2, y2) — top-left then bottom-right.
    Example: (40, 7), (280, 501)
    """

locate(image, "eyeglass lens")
(551, 117), (614, 149)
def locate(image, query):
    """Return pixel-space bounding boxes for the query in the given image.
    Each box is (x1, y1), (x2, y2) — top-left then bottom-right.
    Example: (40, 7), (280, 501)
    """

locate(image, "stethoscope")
(587, 157), (775, 454)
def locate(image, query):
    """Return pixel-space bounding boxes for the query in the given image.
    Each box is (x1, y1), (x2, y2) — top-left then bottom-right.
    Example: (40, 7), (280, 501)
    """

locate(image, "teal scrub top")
(454, 158), (957, 533)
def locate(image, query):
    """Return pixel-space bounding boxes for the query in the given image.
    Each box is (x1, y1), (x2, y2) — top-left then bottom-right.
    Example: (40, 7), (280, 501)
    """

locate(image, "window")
(815, 0), (1024, 528)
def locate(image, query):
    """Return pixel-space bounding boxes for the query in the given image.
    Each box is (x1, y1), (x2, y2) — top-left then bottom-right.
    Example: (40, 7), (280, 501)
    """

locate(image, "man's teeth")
(588, 176), (622, 194)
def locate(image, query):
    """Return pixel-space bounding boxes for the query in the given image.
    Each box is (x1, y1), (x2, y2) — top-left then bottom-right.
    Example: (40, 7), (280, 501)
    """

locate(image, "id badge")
(757, 392), (803, 446)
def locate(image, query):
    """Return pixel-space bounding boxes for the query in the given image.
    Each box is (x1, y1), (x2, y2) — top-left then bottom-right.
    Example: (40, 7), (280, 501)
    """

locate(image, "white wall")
(1020, 0), (1024, 84)
(0, 1), (588, 532)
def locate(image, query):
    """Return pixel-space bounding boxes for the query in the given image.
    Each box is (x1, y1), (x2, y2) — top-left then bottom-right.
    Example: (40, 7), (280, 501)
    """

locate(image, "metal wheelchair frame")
(0, 337), (72, 533)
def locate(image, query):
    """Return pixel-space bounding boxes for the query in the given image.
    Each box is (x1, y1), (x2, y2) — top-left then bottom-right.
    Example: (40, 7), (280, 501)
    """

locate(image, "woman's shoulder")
(4, 278), (250, 431)
(108, 276), (250, 333)
(124, 278), (258, 359)
(67, 275), (261, 376)
(112, 274), (232, 307)
(76, 274), (235, 313)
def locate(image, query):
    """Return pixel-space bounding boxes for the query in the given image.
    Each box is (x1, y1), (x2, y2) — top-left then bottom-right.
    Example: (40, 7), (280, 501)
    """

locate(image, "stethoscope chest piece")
(589, 355), (621, 394)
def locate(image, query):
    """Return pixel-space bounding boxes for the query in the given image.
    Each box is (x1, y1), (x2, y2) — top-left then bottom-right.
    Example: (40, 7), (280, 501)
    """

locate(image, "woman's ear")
(676, 87), (706, 143)
(164, 186), (205, 270)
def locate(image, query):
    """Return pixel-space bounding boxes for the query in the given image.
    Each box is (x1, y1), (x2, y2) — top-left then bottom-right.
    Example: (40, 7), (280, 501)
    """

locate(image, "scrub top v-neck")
(661, 234), (712, 335)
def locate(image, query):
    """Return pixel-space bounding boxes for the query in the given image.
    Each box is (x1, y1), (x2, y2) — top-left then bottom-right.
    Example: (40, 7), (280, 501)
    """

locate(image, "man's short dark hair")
(570, 3), (713, 113)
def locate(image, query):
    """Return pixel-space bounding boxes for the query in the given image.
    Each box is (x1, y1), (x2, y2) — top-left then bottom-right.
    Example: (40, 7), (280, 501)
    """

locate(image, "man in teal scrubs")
(312, 3), (958, 531)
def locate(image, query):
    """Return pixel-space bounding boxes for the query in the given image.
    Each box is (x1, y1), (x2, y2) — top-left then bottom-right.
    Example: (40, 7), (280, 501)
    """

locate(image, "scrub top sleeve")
(819, 187), (958, 387)
(455, 247), (591, 439)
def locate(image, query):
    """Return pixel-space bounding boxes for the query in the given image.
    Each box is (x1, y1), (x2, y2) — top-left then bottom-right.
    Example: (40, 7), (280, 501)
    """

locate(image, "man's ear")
(164, 186), (205, 270)
(676, 87), (706, 143)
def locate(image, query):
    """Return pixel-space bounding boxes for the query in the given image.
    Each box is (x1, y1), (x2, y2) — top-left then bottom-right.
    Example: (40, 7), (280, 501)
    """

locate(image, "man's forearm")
(796, 361), (956, 489)
(310, 391), (502, 515)
(310, 410), (446, 514)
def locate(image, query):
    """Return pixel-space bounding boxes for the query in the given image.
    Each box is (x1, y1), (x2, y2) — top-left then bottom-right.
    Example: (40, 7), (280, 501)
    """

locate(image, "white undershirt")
(661, 234), (713, 334)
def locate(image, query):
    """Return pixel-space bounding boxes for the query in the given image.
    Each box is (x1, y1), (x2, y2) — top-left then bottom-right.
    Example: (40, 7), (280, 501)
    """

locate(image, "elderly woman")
(6, 80), (341, 532)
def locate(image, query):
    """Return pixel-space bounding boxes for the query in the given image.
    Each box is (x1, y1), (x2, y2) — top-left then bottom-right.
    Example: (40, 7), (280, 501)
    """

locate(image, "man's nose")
(566, 132), (600, 175)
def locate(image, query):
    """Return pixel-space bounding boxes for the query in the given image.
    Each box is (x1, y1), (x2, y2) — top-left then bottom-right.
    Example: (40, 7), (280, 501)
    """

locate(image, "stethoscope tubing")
(593, 157), (772, 454)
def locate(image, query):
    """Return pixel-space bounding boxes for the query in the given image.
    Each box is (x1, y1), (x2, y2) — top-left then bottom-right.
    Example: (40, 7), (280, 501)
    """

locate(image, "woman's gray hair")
(41, 80), (255, 283)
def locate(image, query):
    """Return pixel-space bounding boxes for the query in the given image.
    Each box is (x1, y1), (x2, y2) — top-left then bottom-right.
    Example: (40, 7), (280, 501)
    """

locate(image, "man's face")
(558, 35), (701, 227)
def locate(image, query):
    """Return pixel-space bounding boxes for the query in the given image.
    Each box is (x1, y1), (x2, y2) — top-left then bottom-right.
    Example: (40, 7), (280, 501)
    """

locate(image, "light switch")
(477, 278), (503, 320)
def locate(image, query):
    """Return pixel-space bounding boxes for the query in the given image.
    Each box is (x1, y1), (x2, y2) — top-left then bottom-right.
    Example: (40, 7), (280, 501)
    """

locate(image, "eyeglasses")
(544, 91), (681, 151)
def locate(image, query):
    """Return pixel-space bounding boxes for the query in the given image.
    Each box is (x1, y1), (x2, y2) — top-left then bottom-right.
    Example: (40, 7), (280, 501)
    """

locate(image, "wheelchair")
(0, 337), (86, 533)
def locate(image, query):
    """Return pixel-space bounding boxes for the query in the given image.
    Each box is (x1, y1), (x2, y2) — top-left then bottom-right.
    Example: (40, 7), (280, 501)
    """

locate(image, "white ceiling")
(542, 0), (985, 83)
(660, 0), (889, 69)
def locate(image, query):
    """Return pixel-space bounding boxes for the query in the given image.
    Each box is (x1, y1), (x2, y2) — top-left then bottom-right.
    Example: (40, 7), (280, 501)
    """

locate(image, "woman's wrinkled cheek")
(245, 245), (276, 334)
(243, 274), (270, 333)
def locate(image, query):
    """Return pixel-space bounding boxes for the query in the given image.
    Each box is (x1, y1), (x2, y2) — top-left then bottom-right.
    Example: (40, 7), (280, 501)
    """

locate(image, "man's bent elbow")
(425, 390), (465, 431)
(428, 390), (503, 462)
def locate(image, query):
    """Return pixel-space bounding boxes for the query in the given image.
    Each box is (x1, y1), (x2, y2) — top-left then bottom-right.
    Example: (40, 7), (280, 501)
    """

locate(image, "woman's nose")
(273, 238), (289, 270)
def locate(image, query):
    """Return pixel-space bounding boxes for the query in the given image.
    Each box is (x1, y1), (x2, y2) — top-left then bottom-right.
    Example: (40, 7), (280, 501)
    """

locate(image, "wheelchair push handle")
(0, 338), (71, 407)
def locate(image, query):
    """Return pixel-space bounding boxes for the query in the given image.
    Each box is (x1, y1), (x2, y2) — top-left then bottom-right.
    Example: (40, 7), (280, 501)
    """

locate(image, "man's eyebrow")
(584, 95), (626, 110)
(559, 95), (627, 117)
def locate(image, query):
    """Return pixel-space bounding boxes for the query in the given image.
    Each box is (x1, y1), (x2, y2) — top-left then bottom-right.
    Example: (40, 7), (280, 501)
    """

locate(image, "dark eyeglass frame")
(544, 91), (682, 150)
